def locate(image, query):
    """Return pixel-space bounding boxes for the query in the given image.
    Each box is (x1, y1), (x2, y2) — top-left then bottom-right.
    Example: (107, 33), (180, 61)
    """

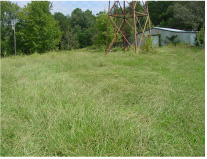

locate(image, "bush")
(165, 35), (180, 47)
(196, 28), (204, 48)
(140, 36), (155, 54)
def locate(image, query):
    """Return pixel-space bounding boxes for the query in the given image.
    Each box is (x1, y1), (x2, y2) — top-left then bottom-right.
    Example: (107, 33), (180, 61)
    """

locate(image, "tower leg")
(105, 0), (110, 55)
(123, 0), (126, 52)
(146, 1), (152, 48)
(133, 1), (137, 53)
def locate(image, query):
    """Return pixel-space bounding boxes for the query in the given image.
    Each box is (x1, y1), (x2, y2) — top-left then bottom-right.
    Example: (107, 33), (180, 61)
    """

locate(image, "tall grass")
(1, 46), (205, 156)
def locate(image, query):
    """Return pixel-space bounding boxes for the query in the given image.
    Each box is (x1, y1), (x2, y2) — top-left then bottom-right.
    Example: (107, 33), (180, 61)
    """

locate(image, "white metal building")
(137, 27), (197, 46)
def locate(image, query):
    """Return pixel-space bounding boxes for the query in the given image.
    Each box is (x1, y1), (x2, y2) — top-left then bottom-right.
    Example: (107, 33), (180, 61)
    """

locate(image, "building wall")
(137, 28), (197, 46)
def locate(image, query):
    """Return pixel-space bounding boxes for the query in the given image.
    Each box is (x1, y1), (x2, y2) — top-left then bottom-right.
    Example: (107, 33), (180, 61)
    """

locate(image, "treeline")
(148, 1), (205, 31)
(1, 1), (205, 56)
(1, 1), (113, 56)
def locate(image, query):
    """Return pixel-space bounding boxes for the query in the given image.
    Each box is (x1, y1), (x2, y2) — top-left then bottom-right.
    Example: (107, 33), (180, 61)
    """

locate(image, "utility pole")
(13, 22), (16, 56)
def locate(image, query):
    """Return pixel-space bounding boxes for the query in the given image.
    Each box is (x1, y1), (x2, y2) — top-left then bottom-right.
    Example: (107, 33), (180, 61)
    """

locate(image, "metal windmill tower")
(105, 0), (151, 54)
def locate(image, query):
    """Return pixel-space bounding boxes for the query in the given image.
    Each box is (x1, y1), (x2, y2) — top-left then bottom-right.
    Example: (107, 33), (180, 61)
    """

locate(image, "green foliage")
(148, 2), (174, 26)
(70, 8), (85, 29)
(53, 12), (79, 50)
(16, 1), (62, 54)
(93, 12), (113, 48)
(196, 28), (204, 48)
(158, 5), (188, 30)
(1, 1), (20, 56)
(197, 28), (204, 44)
(140, 36), (154, 53)
(173, 2), (205, 31)
(149, 1), (205, 31)
(54, 12), (69, 33)
(166, 35), (180, 47)
(70, 8), (96, 48)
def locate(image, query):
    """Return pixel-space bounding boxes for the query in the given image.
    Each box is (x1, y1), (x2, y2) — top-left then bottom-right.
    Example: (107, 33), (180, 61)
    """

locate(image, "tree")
(93, 11), (114, 47)
(54, 12), (80, 50)
(54, 12), (69, 33)
(1, 1), (20, 56)
(173, 2), (205, 31)
(173, 2), (205, 48)
(70, 8), (85, 29)
(64, 27), (79, 50)
(148, 1), (174, 26)
(159, 5), (187, 30)
(16, 1), (62, 54)
(70, 8), (96, 48)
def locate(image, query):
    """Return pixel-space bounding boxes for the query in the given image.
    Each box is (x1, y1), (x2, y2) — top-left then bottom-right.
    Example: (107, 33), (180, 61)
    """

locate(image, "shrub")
(165, 35), (180, 47)
(140, 36), (155, 54)
(196, 28), (204, 48)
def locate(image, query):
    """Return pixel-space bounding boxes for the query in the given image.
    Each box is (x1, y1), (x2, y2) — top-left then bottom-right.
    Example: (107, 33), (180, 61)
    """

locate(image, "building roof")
(152, 27), (197, 33)
(137, 27), (197, 35)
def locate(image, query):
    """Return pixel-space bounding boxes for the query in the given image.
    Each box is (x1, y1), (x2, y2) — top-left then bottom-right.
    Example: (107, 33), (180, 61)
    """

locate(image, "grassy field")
(1, 45), (205, 156)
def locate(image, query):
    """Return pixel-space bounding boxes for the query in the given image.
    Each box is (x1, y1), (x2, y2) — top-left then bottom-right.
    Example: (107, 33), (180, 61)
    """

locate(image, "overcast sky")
(14, 1), (111, 16)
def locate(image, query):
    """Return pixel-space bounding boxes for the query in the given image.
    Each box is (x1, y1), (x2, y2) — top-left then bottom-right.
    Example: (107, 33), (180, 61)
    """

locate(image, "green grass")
(1, 46), (205, 156)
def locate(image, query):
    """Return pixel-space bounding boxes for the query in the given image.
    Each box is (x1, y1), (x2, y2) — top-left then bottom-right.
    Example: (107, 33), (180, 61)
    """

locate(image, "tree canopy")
(16, 1), (62, 54)
(1, 1), (20, 55)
